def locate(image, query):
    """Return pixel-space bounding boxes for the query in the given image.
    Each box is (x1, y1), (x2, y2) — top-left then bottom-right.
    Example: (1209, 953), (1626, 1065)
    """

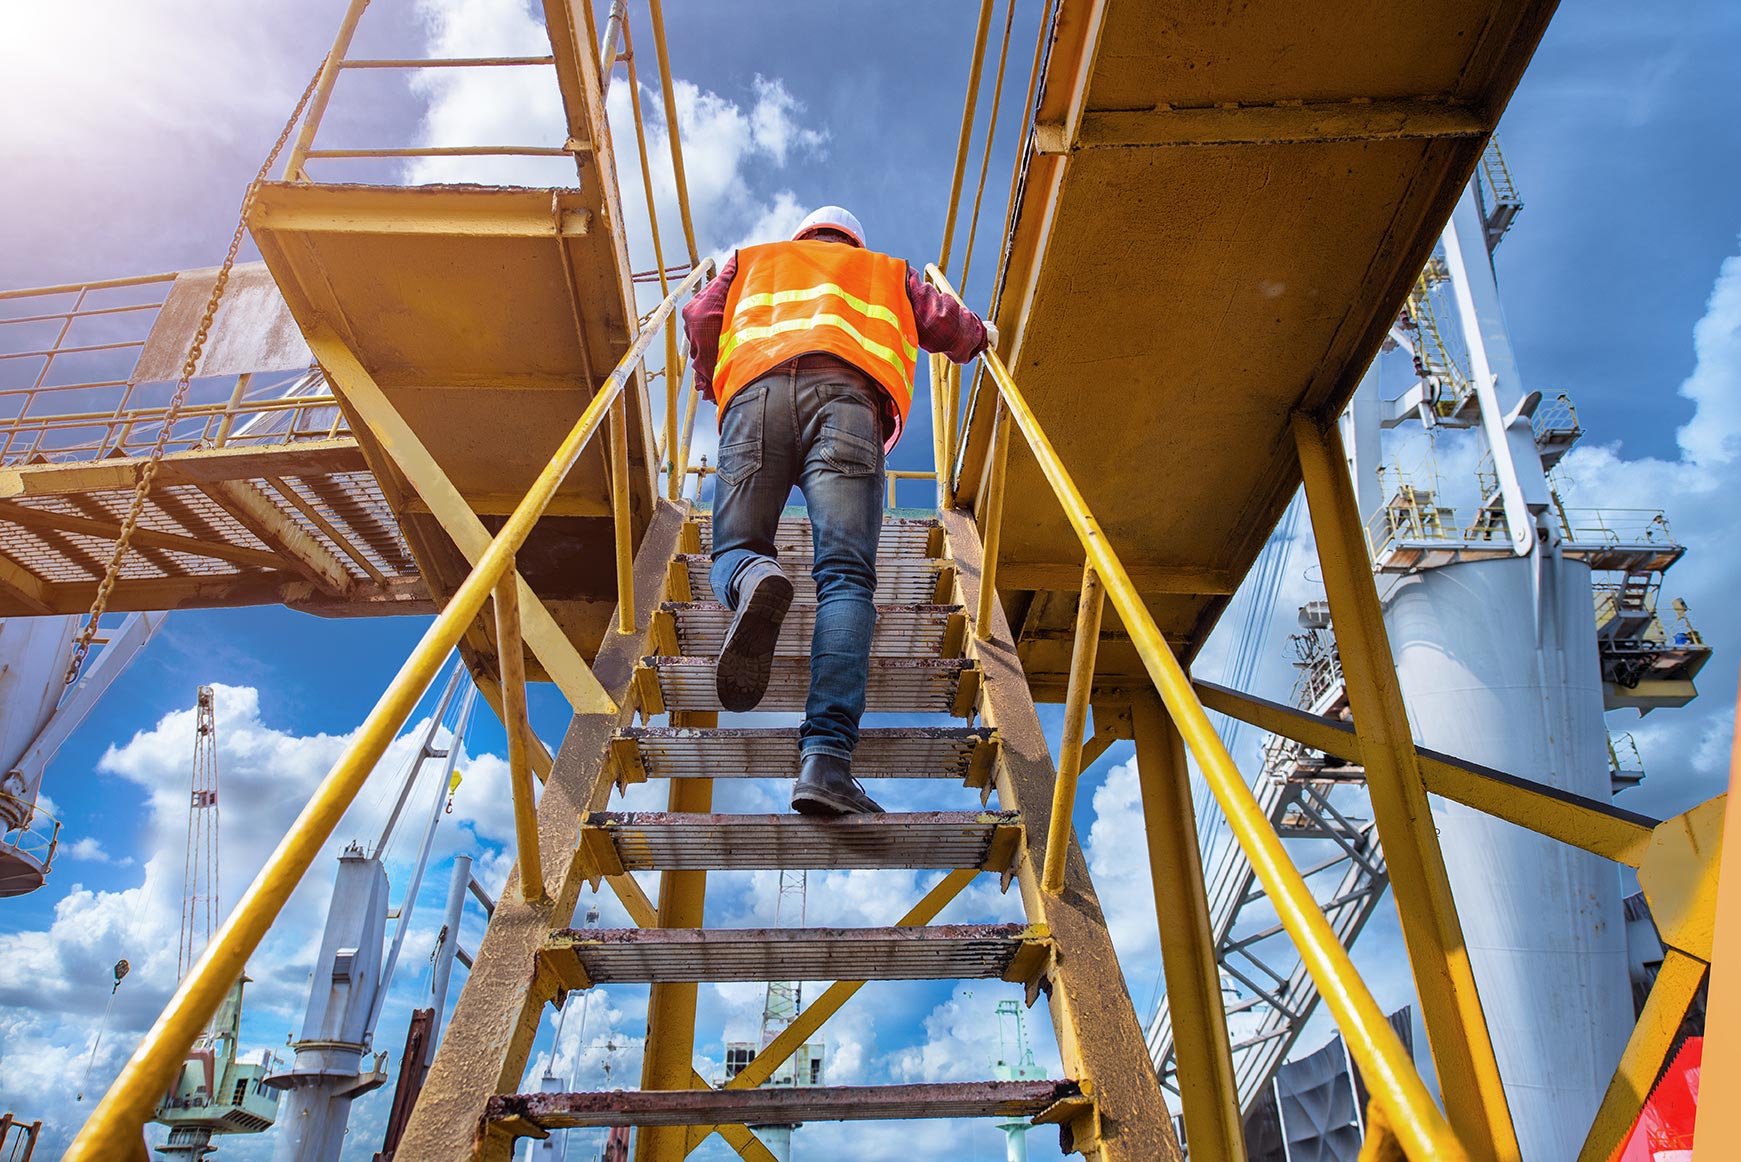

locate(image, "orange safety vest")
(714, 240), (919, 446)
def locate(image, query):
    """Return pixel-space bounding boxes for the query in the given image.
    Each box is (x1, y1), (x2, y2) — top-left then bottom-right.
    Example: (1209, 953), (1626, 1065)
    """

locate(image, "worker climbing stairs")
(420, 504), (1176, 1160)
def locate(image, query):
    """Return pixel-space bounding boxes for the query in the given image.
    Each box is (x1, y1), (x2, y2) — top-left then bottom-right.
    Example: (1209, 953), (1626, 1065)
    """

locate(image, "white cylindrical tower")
(1385, 553), (1632, 1161)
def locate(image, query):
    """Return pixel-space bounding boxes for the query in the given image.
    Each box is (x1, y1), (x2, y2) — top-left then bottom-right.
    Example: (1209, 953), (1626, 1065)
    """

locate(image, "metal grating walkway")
(670, 554), (952, 605)
(690, 513), (941, 560)
(636, 656), (978, 716)
(541, 924), (1044, 986)
(609, 725), (998, 784)
(660, 601), (962, 658)
(486, 1080), (1084, 1129)
(579, 810), (1022, 872)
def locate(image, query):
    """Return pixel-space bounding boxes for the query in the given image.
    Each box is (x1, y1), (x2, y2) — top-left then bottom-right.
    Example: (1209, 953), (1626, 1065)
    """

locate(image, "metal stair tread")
(578, 810), (1022, 872)
(637, 655), (979, 716)
(540, 923), (1045, 986)
(670, 555), (953, 605)
(690, 513), (941, 559)
(659, 600), (963, 658)
(609, 725), (998, 785)
(485, 1080), (1084, 1129)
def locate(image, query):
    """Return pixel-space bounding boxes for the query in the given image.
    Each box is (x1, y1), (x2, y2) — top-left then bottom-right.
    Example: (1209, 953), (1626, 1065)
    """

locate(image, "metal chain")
(63, 62), (331, 685)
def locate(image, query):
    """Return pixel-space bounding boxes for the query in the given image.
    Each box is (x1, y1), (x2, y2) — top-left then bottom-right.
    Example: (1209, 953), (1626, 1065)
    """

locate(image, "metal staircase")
(414, 507), (1166, 1160)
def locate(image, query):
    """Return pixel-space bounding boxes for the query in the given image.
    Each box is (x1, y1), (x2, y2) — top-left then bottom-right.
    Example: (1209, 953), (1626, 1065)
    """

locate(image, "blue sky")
(2, 1), (1739, 1159)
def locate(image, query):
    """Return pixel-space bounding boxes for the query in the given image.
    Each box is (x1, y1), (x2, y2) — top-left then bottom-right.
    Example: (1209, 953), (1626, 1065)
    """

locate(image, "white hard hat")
(793, 205), (866, 248)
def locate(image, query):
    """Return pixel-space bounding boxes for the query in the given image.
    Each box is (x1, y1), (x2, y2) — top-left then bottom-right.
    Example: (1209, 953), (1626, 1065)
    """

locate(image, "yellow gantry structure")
(4, 1), (1720, 1160)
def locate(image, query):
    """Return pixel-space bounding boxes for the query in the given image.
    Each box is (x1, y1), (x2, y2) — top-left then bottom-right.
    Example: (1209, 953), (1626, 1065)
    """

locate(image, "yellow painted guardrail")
(926, 265), (1468, 1162)
(66, 260), (711, 1161)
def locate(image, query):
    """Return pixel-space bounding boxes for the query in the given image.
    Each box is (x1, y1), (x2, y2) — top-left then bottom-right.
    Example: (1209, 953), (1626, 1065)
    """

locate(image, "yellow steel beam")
(262, 476), (387, 584)
(1293, 410), (1517, 1162)
(471, 671), (554, 784)
(684, 868), (981, 1155)
(637, 709), (714, 1162)
(1693, 704), (1741, 1160)
(928, 268), (1461, 1160)
(494, 571), (549, 905)
(1131, 691), (1244, 1162)
(1038, 100), (1492, 153)
(1577, 948), (1706, 1162)
(974, 400), (1012, 641)
(937, 0), (997, 274)
(1041, 562), (1103, 893)
(995, 561), (1239, 595)
(645, 0), (699, 267)
(1193, 679), (1659, 868)
(0, 438), (367, 498)
(0, 552), (55, 615)
(201, 478), (353, 595)
(309, 330), (617, 716)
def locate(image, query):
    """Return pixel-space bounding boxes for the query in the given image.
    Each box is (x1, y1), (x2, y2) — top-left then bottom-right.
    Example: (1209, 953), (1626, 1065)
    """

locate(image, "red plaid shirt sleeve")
(682, 252), (990, 402)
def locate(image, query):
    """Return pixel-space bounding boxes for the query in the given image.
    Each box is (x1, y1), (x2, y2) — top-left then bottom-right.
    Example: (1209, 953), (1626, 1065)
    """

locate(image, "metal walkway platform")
(486, 1080), (1083, 1129)
(540, 924), (1046, 987)
(671, 554), (953, 604)
(635, 656), (979, 716)
(659, 600), (963, 658)
(608, 725), (998, 785)
(690, 513), (942, 559)
(578, 810), (1022, 872)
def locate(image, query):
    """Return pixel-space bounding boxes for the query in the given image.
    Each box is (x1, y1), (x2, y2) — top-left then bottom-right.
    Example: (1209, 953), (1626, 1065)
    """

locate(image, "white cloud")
(63, 836), (134, 867)
(0, 682), (518, 1157)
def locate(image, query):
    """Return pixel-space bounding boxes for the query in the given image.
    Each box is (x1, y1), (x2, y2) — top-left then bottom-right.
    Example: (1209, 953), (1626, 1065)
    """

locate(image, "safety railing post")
(974, 398), (1012, 640)
(493, 568), (548, 906)
(1041, 561), (1104, 893)
(281, 0), (370, 181)
(610, 391), (636, 634)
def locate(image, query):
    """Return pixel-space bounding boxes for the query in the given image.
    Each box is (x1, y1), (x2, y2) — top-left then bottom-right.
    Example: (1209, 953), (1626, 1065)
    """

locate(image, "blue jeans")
(710, 354), (886, 760)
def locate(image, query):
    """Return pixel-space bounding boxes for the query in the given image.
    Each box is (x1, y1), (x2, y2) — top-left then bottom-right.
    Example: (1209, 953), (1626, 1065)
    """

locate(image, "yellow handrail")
(926, 264), (1468, 1162)
(66, 260), (710, 1161)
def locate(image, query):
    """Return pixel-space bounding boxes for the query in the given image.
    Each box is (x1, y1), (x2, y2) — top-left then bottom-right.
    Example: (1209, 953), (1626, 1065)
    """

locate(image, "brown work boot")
(715, 559), (793, 712)
(791, 752), (884, 816)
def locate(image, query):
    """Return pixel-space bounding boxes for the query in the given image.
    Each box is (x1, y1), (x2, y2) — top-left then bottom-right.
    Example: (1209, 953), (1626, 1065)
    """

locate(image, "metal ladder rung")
(690, 513), (942, 559)
(540, 924), (1049, 987)
(578, 810), (1022, 873)
(485, 1080), (1085, 1129)
(608, 725), (998, 786)
(635, 656), (979, 716)
(670, 555), (954, 605)
(658, 601), (964, 659)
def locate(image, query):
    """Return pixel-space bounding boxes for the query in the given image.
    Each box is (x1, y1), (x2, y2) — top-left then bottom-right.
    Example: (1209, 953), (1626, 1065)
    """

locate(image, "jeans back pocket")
(717, 384), (768, 486)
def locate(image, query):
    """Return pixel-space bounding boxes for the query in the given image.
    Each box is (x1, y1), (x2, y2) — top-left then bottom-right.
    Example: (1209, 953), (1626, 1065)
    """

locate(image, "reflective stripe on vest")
(713, 241), (919, 448)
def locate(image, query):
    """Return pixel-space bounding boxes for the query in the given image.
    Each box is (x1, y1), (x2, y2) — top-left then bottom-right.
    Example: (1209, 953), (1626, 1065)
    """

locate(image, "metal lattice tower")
(178, 686), (221, 983)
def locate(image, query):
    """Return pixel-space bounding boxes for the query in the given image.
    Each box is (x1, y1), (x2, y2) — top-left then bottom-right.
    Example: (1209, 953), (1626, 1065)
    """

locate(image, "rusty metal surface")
(673, 554), (948, 604)
(582, 810), (1018, 871)
(644, 655), (975, 715)
(664, 601), (959, 658)
(542, 923), (1031, 985)
(487, 1080), (1082, 1129)
(134, 263), (312, 381)
(613, 725), (995, 781)
(941, 507), (1184, 1161)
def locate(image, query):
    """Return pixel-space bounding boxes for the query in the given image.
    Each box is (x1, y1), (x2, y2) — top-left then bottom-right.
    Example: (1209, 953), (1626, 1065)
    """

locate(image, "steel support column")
(1131, 691), (1243, 1162)
(1292, 411), (1519, 1162)
(636, 710), (714, 1162)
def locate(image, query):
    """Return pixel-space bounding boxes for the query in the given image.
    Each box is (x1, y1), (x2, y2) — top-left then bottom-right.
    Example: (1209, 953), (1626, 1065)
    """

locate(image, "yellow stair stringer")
(939, 507), (1183, 1162)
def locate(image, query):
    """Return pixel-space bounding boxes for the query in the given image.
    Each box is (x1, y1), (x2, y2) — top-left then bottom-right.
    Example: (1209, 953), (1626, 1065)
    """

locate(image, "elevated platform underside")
(247, 182), (649, 667)
(974, 0), (1556, 687)
(0, 439), (424, 617)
